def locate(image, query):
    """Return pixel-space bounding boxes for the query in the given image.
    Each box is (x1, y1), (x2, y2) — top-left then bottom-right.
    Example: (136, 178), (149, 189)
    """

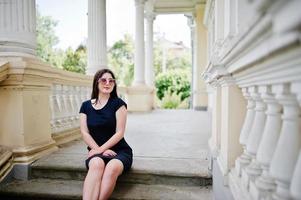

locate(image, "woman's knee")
(104, 160), (124, 177)
(89, 157), (105, 171)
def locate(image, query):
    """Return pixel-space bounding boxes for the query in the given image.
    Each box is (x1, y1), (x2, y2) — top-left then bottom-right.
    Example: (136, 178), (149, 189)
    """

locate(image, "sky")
(36, 0), (191, 50)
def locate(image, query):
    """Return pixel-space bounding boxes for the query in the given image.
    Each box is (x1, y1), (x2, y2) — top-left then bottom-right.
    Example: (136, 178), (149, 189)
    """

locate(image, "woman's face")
(98, 72), (115, 95)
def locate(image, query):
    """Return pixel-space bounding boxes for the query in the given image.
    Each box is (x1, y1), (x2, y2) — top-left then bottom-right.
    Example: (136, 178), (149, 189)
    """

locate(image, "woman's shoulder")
(110, 97), (127, 110)
(111, 96), (126, 103)
(79, 99), (91, 114)
(82, 99), (92, 105)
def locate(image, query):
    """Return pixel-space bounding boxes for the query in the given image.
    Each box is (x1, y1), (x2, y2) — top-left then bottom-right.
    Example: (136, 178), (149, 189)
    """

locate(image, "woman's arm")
(98, 105), (127, 152)
(80, 113), (100, 150)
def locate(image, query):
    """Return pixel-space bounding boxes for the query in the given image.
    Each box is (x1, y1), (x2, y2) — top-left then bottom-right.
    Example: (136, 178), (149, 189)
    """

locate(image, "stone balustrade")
(49, 83), (127, 135)
(50, 84), (90, 134)
(203, 0), (301, 199)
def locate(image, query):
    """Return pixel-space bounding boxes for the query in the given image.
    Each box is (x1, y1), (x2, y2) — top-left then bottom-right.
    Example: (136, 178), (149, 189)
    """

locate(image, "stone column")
(145, 12), (155, 86)
(87, 0), (107, 75)
(0, 0), (36, 57)
(133, 0), (146, 85)
(269, 84), (300, 200)
(193, 4), (208, 110)
(187, 15), (196, 109)
(125, 0), (153, 112)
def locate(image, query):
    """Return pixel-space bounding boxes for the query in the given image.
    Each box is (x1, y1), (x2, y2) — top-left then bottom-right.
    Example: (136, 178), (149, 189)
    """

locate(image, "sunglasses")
(98, 78), (116, 85)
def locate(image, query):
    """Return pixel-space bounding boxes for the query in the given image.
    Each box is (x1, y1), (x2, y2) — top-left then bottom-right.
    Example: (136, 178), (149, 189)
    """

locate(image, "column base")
(272, 180), (291, 200)
(125, 84), (154, 112)
(193, 106), (208, 111)
(12, 140), (58, 164)
(0, 148), (13, 182)
(235, 150), (252, 176)
(249, 174), (275, 200)
(0, 42), (36, 58)
(242, 160), (262, 191)
(228, 169), (253, 200)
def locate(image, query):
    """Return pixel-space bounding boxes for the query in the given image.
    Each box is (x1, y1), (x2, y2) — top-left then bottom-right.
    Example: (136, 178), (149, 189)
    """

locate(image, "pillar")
(0, 0), (36, 57)
(145, 12), (155, 86)
(87, 0), (107, 75)
(193, 4), (208, 110)
(133, 0), (146, 85)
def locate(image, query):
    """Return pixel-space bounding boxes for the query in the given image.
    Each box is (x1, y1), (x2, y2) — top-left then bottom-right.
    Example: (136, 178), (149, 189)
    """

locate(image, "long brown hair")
(91, 69), (118, 104)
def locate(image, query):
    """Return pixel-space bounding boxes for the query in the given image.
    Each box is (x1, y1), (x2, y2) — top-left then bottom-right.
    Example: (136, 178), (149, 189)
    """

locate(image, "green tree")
(108, 34), (134, 86)
(36, 10), (62, 68)
(62, 46), (86, 74)
(155, 69), (191, 101)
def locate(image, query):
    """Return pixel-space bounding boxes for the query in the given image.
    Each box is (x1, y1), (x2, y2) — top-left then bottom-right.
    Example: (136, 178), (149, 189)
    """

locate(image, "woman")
(79, 69), (133, 200)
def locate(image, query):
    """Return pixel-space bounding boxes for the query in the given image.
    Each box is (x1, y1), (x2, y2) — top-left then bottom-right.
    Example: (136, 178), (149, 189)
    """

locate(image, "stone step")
(0, 178), (212, 200)
(31, 156), (212, 187)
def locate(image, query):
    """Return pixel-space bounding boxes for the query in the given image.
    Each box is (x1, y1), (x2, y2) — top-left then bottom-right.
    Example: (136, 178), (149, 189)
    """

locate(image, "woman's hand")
(88, 147), (104, 158)
(102, 149), (117, 157)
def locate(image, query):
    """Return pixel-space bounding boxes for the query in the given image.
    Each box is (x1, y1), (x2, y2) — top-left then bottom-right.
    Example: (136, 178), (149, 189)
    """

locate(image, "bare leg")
(98, 159), (124, 200)
(83, 157), (105, 200)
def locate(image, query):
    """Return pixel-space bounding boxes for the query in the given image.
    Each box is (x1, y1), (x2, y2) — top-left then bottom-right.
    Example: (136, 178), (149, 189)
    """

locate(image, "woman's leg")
(83, 157), (105, 200)
(98, 159), (124, 200)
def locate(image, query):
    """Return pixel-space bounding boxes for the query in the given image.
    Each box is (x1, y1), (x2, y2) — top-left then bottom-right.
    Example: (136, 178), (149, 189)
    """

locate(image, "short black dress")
(79, 97), (133, 172)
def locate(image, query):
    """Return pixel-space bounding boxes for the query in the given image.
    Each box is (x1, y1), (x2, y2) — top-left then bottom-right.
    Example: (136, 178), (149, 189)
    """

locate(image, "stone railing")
(203, 0), (301, 200)
(49, 84), (91, 145)
(49, 82), (128, 144)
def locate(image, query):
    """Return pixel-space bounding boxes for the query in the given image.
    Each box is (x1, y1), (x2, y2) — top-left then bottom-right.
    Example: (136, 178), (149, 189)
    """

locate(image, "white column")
(145, 13), (155, 86)
(133, 0), (146, 85)
(0, 0), (36, 56)
(269, 84), (300, 200)
(250, 85), (282, 199)
(290, 82), (301, 200)
(242, 86), (267, 188)
(87, 0), (107, 75)
(192, 15), (199, 109)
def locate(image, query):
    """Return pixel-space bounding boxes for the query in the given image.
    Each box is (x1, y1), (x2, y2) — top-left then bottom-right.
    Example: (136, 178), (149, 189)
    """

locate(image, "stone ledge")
(0, 178), (212, 200)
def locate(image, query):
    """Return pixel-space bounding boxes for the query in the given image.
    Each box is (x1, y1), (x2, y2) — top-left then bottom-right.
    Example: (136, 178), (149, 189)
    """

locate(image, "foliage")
(108, 34), (134, 86)
(62, 46), (87, 74)
(158, 89), (189, 109)
(155, 70), (191, 101)
(36, 10), (62, 67)
(153, 40), (191, 76)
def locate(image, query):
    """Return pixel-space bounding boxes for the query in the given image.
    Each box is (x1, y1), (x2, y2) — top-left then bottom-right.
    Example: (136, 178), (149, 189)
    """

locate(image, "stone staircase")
(0, 142), (212, 200)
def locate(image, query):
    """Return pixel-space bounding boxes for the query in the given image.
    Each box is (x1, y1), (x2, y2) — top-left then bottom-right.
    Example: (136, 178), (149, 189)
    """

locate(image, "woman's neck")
(98, 93), (110, 101)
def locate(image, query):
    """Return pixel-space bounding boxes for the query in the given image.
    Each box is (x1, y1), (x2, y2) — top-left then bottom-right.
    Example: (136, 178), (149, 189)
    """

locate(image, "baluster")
(56, 84), (65, 131)
(242, 86), (267, 189)
(250, 85), (282, 199)
(86, 86), (91, 100)
(290, 82), (301, 200)
(75, 86), (81, 120)
(70, 86), (77, 127)
(269, 84), (300, 200)
(81, 86), (87, 103)
(235, 86), (256, 176)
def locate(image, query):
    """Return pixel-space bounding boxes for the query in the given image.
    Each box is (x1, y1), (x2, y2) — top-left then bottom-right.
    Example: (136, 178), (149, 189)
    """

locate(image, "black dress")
(79, 97), (133, 172)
